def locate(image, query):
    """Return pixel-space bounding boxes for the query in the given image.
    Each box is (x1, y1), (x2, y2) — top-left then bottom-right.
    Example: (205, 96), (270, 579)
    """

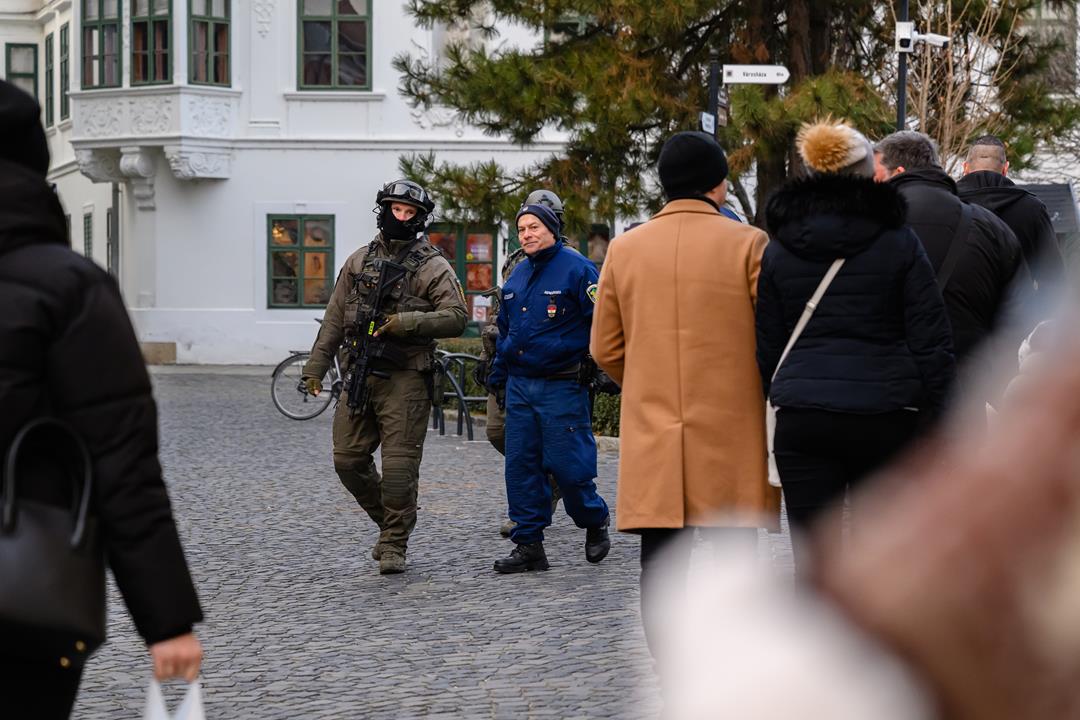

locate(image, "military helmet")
(376, 179), (435, 215)
(375, 179), (435, 235)
(523, 189), (564, 222)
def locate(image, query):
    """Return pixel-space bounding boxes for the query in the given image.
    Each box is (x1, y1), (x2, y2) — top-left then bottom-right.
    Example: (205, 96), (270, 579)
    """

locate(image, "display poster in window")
(471, 294), (491, 323)
(467, 263), (493, 291)
(465, 234), (493, 262)
(430, 232), (456, 262)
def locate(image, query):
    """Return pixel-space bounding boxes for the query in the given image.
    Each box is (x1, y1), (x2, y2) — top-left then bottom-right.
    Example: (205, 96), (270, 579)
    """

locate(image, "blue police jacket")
(488, 240), (599, 386)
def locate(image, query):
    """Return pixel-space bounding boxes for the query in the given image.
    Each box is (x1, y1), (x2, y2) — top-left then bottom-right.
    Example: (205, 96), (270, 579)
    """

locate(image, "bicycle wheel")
(271, 352), (334, 420)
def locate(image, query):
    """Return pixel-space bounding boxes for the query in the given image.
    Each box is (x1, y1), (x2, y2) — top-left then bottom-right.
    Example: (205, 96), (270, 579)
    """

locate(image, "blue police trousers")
(504, 375), (609, 545)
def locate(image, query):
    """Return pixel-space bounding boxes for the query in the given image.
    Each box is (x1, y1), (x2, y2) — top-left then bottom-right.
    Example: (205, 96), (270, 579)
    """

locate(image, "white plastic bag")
(143, 678), (205, 720)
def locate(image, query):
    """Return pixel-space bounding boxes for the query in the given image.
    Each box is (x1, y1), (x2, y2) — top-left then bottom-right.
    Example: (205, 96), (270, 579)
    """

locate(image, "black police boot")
(494, 542), (550, 573)
(585, 517), (611, 564)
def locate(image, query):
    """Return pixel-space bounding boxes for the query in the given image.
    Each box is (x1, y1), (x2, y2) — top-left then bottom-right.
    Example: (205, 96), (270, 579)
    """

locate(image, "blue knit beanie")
(516, 203), (562, 239)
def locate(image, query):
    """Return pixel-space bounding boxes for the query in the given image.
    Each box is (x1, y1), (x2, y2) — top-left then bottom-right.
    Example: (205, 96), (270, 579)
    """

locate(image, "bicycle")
(270, 320), (343, 420)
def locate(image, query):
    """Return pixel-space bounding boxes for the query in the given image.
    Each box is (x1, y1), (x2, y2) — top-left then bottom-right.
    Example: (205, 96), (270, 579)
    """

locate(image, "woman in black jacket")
(0, 81), (203, 717)
(757, 121), (956, 572)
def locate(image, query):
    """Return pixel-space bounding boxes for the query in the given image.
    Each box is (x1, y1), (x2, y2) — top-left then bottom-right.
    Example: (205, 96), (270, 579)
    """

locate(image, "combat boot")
(585, 517), (611, 564)
(499, 518), (516, 538)
(379, 548), (406, 574)
(371, 542), (382, 561)
(494, 542), (549, 573)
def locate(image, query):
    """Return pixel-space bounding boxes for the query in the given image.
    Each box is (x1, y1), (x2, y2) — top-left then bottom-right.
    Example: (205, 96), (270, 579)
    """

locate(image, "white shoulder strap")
(771, 258), (846, 382)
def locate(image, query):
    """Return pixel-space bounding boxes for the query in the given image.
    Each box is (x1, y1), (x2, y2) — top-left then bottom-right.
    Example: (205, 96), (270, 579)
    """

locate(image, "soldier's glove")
(494, 385), (506, 410)
(373, 314), (406, 338)
(302, 376), (322, 397)
(473, 359), (491, 390)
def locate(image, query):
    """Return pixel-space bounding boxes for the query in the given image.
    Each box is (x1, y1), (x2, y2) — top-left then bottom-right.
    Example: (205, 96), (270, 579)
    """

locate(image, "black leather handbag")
(0, 418), (105, 666)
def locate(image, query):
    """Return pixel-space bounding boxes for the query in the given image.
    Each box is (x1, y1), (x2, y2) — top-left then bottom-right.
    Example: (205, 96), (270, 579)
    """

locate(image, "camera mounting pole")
(897, 0), (909, 131)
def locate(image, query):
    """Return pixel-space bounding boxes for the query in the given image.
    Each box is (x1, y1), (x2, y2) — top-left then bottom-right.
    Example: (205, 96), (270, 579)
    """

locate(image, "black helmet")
(375, 179), (435, 236)
(523, 189), (564, 222)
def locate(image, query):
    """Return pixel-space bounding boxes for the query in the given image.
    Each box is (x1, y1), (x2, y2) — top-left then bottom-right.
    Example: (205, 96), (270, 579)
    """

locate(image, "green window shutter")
(131, 0), (172, 85)
(268, 214), (335, 309)
(59, 24), (70, 119)
(298, 0), (371, 90)
(5, 44), (39, 100)
(44, 35), (54, 126)
(83, 212), (93, 258)
(81, 0), (123, 89)
(189, 0), (230, 85)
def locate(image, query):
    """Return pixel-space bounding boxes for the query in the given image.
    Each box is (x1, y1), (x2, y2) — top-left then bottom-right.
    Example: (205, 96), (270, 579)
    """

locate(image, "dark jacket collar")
(526, 239), (563, 267)
(766, 173), (907, 261)
(957, 170), (1015, 191)
(0, 159), (68, 256)
(956, 171), (1031, 214)
(888, 166), (959, 196)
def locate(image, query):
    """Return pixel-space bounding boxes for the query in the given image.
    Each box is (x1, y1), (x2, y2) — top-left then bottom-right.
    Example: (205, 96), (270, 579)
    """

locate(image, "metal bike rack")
(431, 351), (486, 441)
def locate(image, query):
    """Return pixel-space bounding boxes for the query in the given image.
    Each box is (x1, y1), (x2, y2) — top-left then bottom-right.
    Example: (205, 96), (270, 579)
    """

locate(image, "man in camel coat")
(590, 131), (781, 662)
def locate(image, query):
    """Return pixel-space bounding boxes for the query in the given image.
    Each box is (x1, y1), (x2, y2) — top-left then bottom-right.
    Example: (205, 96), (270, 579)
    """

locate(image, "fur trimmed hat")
(797, 120), (874, 178)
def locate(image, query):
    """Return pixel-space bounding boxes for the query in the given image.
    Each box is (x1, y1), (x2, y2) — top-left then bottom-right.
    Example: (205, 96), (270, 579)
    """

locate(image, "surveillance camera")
(896, 21), (915, 53)
(917, 32), (951, 49)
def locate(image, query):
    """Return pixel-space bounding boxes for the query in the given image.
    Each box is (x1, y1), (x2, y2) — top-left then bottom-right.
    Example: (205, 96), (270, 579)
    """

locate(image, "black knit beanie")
(516, 203), (562, 239)
(658, 131), (729, 199)
(0, 79), (50, 177)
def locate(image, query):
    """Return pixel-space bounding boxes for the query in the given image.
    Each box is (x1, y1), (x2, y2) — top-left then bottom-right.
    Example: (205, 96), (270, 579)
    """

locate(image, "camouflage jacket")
(304, 234), (467, 377)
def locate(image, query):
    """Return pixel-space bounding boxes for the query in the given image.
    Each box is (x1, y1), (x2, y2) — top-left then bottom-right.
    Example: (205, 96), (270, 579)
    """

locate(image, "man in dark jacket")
(957, 134), (1067, 310)
(874, 131), (1026, 365)
(0, 80), (203, 717)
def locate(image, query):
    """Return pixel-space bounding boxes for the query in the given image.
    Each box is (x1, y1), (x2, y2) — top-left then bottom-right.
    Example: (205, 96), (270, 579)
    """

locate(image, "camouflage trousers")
(333, 370), (430, 553)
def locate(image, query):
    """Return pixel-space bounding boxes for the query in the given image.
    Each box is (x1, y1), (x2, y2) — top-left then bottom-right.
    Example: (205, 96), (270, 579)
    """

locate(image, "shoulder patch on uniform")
(586, 283), (599, 303)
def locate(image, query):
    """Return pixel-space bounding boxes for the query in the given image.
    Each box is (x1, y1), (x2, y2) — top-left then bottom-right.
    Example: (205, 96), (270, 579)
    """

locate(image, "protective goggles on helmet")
(379, 181), (432, 211)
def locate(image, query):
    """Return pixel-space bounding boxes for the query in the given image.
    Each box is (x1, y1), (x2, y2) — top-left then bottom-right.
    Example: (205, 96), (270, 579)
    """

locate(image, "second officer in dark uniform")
(302, 180), (467, 574)
(487, 202), (611, 572)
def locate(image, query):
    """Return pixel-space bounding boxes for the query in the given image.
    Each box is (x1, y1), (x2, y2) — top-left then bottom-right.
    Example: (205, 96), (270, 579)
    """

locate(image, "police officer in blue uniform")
(487, 203), (612, 573)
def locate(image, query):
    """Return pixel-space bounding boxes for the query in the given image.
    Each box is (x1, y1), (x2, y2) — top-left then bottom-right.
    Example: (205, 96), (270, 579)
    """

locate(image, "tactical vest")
(345, 239), (442, 349)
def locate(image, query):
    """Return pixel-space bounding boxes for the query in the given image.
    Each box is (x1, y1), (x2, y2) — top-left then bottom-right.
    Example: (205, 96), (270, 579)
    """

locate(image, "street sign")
(722, 64), (790, 84)
(700, 111), (716, 135)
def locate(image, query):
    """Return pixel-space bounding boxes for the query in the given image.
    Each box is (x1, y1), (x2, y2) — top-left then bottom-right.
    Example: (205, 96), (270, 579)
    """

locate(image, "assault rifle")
(341, 258), (410, 417)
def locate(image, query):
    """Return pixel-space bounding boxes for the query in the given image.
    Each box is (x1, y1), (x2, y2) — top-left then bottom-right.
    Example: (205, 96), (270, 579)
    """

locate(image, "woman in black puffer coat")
(756, 121), (956, 572)
(0, 80), (203, 718)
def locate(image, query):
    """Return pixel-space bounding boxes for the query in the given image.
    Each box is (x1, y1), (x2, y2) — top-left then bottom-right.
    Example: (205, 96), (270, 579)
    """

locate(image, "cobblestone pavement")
(73, 368), (792, 719)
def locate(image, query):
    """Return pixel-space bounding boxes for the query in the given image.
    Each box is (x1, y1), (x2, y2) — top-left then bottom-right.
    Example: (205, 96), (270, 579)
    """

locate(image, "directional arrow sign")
(722, 64), (790, 84)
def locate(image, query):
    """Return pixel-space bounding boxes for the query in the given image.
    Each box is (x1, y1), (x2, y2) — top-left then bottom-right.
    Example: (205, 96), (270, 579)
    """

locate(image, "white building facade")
(1, 1), (558, 363)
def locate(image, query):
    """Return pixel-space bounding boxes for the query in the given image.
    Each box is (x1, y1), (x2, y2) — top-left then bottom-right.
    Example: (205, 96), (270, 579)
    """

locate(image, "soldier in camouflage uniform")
(477, 190), (568, 537)
(303, 180), (467, 574)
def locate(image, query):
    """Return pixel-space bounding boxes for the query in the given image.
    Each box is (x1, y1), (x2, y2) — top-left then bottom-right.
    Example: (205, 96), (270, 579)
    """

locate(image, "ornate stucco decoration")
(74, 148), (123, 183)
(253, 0), (275, 38)
(163, 146), (233, 180)
(120, 147), (157, 210)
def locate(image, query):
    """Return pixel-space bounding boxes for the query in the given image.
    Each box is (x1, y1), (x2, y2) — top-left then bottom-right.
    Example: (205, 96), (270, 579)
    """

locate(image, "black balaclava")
(380, 204), (424, 241)
(380, 205), (412, 241)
